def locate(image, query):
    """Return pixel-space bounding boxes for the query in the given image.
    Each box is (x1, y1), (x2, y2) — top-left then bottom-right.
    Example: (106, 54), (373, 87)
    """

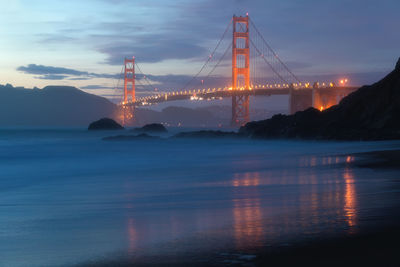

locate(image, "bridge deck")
(128, 86), (358, 106)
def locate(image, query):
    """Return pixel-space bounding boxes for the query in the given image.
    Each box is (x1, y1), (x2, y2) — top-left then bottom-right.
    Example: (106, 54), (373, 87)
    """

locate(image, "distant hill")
(0, 84), (289, 128)
(240, 57), (400, 140)
(134, 105), (286, 127)
(135, 106), (228, 127)
(0, 84), (116, 126)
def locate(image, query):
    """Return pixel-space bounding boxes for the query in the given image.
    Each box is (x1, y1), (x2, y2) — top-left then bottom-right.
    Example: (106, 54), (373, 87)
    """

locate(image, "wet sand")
(353, 149), (400, 169)
(78, 149), (400, 267)
(80, 225), (400, 267)
(247, 150), (400, 266)
(253, 225), (400, 267)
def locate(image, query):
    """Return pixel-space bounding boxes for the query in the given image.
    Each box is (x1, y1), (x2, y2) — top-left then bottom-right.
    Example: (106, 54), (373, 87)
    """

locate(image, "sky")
(1, 0), (399, 102)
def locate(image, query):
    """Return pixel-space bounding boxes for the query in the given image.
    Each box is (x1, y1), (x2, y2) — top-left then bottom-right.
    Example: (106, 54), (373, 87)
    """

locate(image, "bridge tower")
(122, 57), (135, 125)
(124, 57), (135, 104)
(231, 15), (250, 126)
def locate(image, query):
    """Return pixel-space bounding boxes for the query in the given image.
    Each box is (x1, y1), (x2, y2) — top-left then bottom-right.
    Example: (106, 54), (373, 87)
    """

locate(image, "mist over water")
(0, 129), (400, 266)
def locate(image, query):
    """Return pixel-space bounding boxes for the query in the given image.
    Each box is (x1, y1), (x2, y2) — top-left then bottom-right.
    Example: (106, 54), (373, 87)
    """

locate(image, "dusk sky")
(1, 0), (399, 101)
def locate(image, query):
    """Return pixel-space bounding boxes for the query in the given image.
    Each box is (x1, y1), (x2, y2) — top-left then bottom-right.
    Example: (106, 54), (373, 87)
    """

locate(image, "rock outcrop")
(240, 57), (400, 140)
(103, 133), (159, 141)
(173, 130), (242, 139)
(132, 123), (167, 134)
(88, 118), (124, 130)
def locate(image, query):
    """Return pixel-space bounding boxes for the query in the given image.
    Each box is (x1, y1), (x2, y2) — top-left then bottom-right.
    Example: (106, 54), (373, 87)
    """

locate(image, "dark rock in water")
(132, 123), (167, 134)
(240, 57), (400, 140)
(103, 133), (159, 141)
(88, 118), (124, 130)
(173, 130), (242, 139)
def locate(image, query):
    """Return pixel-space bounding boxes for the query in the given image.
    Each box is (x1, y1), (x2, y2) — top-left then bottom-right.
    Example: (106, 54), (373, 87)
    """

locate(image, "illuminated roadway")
(130, 83), (358, 107)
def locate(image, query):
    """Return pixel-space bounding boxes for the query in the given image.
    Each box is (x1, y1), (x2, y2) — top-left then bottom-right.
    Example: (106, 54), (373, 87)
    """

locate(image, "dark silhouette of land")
(88, 118), (124, 130)
(0, 84), (237, 127)
(0, 85), (116, 127)
(132, 123), (168, 134)
(240, 58), (400, 140)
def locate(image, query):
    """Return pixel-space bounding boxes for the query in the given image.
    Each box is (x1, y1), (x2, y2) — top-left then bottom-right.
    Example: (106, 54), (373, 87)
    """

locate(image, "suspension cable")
(249, 18), (301, 83)
(113, 65), (125, 104)
(202, 42), (232, 84)
(135, 62), (157, 92)
(181, 18), (233, 90)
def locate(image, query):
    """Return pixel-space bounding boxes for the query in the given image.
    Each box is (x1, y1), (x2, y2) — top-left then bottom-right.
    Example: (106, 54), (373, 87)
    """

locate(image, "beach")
(0, 129), (399, 266)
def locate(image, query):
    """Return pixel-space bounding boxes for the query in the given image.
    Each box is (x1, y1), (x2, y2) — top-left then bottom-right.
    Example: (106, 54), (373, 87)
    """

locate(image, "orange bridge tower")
(232, 15), (250, 126)
(122, 56), (135, 125)
(124, 57), (135, 104)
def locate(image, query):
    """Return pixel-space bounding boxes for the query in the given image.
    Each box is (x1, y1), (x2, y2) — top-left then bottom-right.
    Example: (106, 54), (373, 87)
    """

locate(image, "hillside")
(0, 85), (116, 126)
(240, 58), (400, 140)
(0, 85), (230, 127)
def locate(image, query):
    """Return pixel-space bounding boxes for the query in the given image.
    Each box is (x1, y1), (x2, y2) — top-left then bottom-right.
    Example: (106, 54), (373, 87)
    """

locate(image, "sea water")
(0, 129), (400, 266)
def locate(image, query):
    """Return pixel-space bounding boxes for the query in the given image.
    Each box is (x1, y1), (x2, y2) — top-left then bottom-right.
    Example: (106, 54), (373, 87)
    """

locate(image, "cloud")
(68, 77), (92, 81)
(80, 85), (114, 90)
(17, 64), (87, 76)
(96, 35), (209, 65)
(35, 74), (69, 80)
(17, 64), (120, 80)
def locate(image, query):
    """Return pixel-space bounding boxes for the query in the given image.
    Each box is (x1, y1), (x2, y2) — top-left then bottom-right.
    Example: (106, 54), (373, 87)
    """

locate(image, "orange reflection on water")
(343, 168), (357, 228)
(299, 156), (343, 167)
(232, 198), (263, 249)
(346, 156), (355, 163)
(127, 218), (137, 254)
(231, 172), (263, 249)
(232, 172), (260, 187)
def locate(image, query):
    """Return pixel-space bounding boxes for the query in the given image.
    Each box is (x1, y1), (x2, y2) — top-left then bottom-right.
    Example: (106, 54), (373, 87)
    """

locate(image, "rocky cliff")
(240, 58), (400, 140)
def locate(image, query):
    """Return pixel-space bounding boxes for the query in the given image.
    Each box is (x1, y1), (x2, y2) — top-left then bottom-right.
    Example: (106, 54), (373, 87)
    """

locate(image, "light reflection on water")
(228, 155), (358, 250)
(1, 135), (399, 267)
(125, 155), (361, 256)
(232, 172), (263, 249)
(127, 218), (137, 254)
(343, 167), (357, 228)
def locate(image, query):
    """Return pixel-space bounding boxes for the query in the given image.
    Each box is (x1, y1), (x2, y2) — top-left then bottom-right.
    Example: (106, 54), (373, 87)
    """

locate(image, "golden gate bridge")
(114, 15), (357, 127)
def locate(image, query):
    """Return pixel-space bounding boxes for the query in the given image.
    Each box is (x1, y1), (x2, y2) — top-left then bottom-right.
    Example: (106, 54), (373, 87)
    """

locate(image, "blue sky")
(1, 0), (399, 101)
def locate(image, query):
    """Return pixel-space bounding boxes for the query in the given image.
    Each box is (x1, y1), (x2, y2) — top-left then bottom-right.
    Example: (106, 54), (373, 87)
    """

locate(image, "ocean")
(0, 129), (400, 266)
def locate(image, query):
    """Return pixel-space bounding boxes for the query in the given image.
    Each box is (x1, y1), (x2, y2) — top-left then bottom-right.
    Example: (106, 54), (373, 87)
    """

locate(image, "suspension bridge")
(114, 15), (357, 127)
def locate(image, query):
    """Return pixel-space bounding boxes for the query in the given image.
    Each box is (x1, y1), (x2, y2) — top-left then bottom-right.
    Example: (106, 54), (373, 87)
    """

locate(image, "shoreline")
(352, 149), (400, 169)
(79, 224), (400, 267)
(252, 224), (400, 267)
(79, 149), (400, 267)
